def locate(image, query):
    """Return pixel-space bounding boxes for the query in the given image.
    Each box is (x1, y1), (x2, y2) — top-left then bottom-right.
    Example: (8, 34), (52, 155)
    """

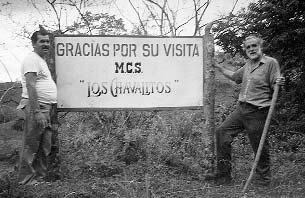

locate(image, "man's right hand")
(276, 76), (285, 86)
(213, 61), (236, 81)
(214, 63), (224, 72)
(35, 112), (49, 128)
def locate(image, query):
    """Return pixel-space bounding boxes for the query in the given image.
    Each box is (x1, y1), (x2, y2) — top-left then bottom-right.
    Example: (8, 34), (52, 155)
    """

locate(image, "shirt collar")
(260, 55), (267, 64)
(247, 55), (266, 73)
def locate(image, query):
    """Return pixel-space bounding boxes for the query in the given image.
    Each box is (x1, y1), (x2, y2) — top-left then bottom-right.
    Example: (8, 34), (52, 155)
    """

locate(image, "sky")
(0, 0), (256, 82)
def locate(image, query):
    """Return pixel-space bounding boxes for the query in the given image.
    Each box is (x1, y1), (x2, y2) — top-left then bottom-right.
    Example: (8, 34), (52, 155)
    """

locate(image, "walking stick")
(242, 82), (280, 193)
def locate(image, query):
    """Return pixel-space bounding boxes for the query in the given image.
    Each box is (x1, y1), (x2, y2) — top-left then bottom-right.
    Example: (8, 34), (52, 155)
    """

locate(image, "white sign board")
(55, 36), (204, 110)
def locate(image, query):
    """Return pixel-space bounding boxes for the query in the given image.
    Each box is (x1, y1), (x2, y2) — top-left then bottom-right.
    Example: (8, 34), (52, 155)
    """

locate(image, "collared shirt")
(232, 55), (281, 107)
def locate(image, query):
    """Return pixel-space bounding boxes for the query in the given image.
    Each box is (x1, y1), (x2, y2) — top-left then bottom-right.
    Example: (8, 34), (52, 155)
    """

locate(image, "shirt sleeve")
(22, 54), (40, 76)
(232, 66), (245, 84)
(268, 59), (281, 87)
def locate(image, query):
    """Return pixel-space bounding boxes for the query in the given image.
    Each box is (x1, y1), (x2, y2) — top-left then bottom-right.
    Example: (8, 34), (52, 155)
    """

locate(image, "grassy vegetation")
(0, 78), (304, 197)
(0, 82), (21, 124)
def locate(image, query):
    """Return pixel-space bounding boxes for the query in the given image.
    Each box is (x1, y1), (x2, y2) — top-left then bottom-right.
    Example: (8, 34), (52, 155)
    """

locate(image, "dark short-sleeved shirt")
(232, 55), (281, 108)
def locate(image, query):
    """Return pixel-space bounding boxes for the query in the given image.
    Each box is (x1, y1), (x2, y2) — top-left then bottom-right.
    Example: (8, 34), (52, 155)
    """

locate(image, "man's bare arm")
(215, 64), (235, 81)
(25, 72), (39, 112)
(25, 72), (48, 127)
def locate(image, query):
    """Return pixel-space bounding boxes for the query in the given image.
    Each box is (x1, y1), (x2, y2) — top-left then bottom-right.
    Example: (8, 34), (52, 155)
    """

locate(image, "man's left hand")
(35, 112), (49, 128)
(276, 76), (285, 86)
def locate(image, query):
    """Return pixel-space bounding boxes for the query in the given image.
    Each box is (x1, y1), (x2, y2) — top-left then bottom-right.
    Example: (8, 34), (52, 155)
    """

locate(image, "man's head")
(243, 35), (263, 62)
(31, 30), (50, 57)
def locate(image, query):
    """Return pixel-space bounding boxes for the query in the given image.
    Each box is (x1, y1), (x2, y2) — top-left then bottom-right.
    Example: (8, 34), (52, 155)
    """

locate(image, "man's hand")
(276, 76), (285, 86)
(35, 112), (49, 128)
(214, 63), (224, 72)
(213, 62), (235, 81)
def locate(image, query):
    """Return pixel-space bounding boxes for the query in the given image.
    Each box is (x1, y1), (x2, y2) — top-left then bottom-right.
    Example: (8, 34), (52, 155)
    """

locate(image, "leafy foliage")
(66, 11), (126, 35)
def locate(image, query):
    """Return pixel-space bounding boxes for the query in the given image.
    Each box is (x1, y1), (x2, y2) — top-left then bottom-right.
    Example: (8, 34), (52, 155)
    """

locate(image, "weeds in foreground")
(1, 108), (304, 198)
(1, 80), (304, 197)
(2, 150), (305, 198)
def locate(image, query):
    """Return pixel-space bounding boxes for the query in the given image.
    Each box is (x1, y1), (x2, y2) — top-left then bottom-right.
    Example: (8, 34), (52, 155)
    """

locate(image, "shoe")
(252, 174), (271, 187)
(204, 173), (232, 186)
(252, 178), (270, 187)
(18, 173), (36, 185)
(25, 178), (46, 186)
(19, 173), (46, 186)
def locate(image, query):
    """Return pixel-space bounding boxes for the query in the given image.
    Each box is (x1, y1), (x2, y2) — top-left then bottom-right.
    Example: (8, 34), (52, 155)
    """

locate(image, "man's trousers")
(216, 102), (271, 182)
(18, 101), (53, 183)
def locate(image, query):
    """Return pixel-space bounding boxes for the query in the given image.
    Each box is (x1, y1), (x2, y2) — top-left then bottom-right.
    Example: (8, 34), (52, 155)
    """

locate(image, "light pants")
(18, 101), (53, 182)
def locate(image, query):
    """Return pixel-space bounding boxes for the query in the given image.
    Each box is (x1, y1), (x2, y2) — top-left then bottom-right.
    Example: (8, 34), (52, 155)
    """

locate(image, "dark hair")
(31, 30), (49, 44)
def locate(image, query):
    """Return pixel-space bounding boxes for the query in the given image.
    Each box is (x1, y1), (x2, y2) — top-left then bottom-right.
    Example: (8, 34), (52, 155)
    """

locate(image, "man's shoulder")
(23, 52), (39, 61)
(21, 52), (43, 74)
(262, 55), (278, 65)
(22, 52), (42, 67)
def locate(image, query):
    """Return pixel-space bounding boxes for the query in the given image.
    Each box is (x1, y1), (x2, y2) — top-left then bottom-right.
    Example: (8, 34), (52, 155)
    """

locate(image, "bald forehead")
(244, 36), (263, 47)
(37, 34), (49, 40)
(244, 38), (260, 45)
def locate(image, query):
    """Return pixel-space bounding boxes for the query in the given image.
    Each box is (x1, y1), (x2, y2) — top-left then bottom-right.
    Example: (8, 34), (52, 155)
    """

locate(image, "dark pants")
(216, 102), (271, 181)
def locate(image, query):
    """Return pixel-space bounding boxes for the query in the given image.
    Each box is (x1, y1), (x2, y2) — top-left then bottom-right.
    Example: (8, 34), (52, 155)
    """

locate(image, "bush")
(58, 109), (211, 180)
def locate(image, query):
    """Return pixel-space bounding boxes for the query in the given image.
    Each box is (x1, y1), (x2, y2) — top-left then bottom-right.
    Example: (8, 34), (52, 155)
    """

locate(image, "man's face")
(244, 38), (262, 61)
(33, 34), (50, 57)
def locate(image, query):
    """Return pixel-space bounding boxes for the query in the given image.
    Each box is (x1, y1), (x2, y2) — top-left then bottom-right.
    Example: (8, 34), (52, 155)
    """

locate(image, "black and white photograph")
(0, 0), (304, 197)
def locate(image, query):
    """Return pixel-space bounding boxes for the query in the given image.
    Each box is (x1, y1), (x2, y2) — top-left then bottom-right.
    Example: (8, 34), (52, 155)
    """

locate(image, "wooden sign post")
(46, 30), (61, 181)
(203, 23), (216, 173)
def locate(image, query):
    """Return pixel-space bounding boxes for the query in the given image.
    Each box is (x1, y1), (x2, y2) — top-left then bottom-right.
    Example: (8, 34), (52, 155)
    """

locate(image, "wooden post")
(203, 23), (216, 173)
(45, 28), (61, 181)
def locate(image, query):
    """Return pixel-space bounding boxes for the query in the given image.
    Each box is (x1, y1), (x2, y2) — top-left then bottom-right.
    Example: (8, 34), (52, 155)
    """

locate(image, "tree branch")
(0, 82), (17, 104)
(129, 0), (148, 35)
(0, 59), (13, 82)
(143, 1), (162, 34)
(46, 0), (62, 32)
(113, 1), (141, 33)
(145, 0), (175, 36)
(199, 0), (240, 30)
(67, 0), (93, 34)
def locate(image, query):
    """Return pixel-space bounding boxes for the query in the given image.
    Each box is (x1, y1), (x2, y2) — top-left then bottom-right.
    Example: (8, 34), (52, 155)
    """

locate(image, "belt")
(238, 101), (269, 110)
(18, 98), (54, 110)
(239, 101), (260, 109)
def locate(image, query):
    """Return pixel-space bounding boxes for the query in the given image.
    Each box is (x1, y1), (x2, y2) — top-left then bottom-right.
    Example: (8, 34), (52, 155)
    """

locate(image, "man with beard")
(17, 30), (57, 185)
(205, 35), (284, 186)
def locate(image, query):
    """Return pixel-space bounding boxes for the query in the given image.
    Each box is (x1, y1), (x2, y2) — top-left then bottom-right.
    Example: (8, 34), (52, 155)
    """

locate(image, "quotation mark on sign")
(174, 80), (179, 83)
(80, 80), (85, 83)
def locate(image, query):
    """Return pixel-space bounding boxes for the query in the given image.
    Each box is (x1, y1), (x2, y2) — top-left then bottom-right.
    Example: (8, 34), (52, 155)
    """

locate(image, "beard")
(247, 51), (262, 62)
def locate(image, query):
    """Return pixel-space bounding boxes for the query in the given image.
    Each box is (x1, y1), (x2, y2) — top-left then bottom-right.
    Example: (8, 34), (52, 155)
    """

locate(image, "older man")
(17, 30), (57, 185)
(206, 35), (284, 186)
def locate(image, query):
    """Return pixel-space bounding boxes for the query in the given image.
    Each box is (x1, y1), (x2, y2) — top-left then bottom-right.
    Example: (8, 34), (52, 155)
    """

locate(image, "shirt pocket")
(251, 67), (268, 87)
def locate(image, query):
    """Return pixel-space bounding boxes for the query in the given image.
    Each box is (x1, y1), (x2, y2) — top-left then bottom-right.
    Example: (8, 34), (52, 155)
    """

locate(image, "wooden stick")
(145, 173), (151, 198)
(242, 83), (280, 193)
